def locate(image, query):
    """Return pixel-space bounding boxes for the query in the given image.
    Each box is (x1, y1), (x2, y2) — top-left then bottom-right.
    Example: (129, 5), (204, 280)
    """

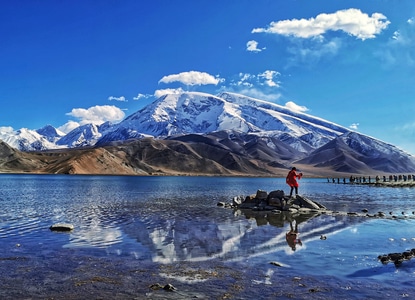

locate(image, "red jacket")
(286, 170), (301, 187)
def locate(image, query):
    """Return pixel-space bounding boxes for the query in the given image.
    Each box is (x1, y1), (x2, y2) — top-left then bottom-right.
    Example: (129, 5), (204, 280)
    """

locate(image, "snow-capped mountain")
(1, 91), (415, 174)
(97, 91), (350, 152)
(0, 126), (60, 151)
(36, 125), (65, 143)
(56, 123), (108, 148)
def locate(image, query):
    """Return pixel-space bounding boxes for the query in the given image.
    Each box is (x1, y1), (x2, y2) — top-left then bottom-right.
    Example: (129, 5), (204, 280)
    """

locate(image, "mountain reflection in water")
(1, 174), (415, 298)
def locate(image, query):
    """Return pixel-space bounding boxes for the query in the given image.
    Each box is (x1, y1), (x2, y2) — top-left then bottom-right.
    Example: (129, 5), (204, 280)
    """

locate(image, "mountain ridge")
(0, 91), (414, 176)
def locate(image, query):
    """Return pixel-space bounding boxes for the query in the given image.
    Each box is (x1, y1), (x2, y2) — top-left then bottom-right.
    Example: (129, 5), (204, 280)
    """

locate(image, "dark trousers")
(289, 186), (298, 197)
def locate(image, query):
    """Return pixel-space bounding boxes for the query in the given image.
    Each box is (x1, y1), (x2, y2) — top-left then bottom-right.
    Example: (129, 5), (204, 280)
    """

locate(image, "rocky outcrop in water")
(378, 249), (415, 267)
(224, 190), (327, 213)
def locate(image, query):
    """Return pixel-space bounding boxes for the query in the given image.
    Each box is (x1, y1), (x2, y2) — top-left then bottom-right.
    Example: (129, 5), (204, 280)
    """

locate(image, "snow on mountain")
(2, 91), (415, 175)
(115, 92), (251, 134)
(56, 123), (107, 148)
(98, 91), (351, 152)
(0, 127), (59, 151)
(36, 125), (65, 143)
(297, 131), (415, 173)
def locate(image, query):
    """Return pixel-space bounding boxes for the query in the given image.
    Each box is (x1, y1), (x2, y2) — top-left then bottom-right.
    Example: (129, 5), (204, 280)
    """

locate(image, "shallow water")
(1, 174), (415, 299)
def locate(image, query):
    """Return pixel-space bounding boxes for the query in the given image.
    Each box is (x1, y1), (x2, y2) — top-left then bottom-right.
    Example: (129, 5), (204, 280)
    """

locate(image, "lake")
(1, 174), (415, 299)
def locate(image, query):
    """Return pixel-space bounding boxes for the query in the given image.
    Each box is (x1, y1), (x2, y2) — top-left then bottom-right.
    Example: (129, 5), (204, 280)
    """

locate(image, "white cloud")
(252, 8), (390, 40)
(154, 87), (185, 98)
(349, 123), (359, 130)
(232, 70), (281, 88)
(284, 101), (308, 113)
(66, 105), (125, 126)
(159, 71), (221, 86)
(258, 70), (280, 87)
(108, 96), (127, 102)
(57, 121), (80, 134)
(222, 71), (282, 102)
(246, 40), (265, 52)
(235, 73), (255, 87)
(408, 18), (414, 25)
(133, 93), (151, 100)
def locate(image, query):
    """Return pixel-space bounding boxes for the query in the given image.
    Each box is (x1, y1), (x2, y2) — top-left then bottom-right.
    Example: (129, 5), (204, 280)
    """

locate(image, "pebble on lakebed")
(49, 223), (74, 232)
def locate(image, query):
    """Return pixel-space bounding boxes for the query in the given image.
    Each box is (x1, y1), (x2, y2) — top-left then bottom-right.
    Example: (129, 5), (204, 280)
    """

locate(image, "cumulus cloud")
(159, 71), (222, 86)
(284, 101), (309, 113)
(246, 40), (265, 52)
(108, 96), (127, 102)
(57, 121), (80, 134)
(349, 123), (359, 130)
(252, 8), (390, 40)
(258, 70), (280, 87)
(133, 93), (151, 100)
(232, 70), (280, 88)
(66, 105), (125, 126)
(154, 87), (185, 98)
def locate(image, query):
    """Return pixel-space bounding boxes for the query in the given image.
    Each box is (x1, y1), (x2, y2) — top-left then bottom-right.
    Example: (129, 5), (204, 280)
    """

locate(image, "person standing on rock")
(286, 167), (302, 198)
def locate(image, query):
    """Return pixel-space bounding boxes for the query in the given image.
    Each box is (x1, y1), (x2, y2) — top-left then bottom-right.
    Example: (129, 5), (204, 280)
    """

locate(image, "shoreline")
(327, 180), (415, 188)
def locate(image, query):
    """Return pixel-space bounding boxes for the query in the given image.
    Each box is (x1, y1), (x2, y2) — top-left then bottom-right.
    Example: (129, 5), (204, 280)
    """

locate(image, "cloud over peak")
(66, 105), (125, 126)
(159, 71), (222, 86)
(285, 101), (308, 113)
(252, 8), (390, 40)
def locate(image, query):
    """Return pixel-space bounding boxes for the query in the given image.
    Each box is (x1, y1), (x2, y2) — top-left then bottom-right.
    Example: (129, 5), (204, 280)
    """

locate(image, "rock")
(149, 283), (163, 290)
(49, 223), (74, 232)
(270, 261), (283, 267)
(232, 190), (327, 214)
(268, 197), (284, 207)
(403, 251), (413, 259)
(232, 196), (244, 206)
(217, 202), (226, 207)
(256, 190), (268, 200)
(362, 209), (369, 213)
(295, 195), (321, 210)
(379, 255), (390, 264)
(238, 202), (257, 209)
(267, 190), (284, 200)
(243, 195), (257, 203)
(163, 284), (176, 291)
(394, 259), (403, 266)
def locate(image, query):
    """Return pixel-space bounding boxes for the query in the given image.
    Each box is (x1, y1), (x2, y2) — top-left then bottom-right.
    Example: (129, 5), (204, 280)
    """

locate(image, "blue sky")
(1, 0), (415, 154)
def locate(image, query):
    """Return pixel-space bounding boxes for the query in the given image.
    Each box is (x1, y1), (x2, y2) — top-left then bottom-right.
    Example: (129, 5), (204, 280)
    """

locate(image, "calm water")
(1, 174), (415, 299)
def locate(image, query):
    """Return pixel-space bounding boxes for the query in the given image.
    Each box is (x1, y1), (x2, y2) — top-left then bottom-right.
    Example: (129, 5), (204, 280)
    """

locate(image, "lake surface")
(1, 174), (415, 299)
